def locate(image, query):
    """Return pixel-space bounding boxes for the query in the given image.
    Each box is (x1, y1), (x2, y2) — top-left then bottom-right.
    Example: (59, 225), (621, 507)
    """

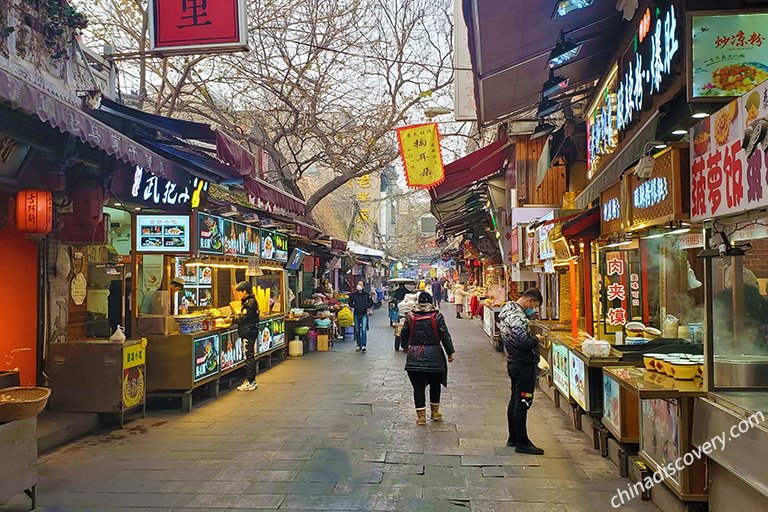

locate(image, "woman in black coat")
(400, 292), (456, 425)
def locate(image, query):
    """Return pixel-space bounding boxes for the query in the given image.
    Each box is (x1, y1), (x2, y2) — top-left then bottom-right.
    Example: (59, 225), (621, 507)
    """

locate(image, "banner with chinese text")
(690, 77), (768, 221)
(601, 251), (643, 331)
(396, 123), (445, 189)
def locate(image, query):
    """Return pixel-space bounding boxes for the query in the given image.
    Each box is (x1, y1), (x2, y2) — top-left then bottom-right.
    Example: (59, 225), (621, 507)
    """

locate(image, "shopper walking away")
(431, 278), (442, 307)
(498, 288), (544, 454)
(349, 281), (374, 352)
(442, 278), (449, 302)
(233, 281), (260, 391)
(452, 282), (470, 319)
(400, 292), (455, 425)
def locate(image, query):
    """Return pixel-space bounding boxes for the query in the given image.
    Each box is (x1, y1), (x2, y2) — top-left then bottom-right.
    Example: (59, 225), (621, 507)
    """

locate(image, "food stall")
(604, 365), (707, 502)
(137, 211), (288, 410)
(687, 74), (768, 511)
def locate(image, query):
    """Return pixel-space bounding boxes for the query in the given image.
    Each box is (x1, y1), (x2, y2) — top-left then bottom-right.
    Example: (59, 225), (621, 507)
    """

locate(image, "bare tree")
(79, 0), (455, 215)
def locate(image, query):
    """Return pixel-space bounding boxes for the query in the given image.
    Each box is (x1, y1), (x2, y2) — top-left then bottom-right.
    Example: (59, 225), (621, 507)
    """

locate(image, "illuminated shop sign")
(633, 177), (668, 209)
(131, 166), (208, 207)
(603, 198), (620, 222)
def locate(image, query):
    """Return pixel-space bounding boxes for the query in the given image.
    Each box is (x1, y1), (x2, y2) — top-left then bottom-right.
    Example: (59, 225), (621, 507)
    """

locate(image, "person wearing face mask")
(349, 281), (374, 352)
(498, 288), (544, 454)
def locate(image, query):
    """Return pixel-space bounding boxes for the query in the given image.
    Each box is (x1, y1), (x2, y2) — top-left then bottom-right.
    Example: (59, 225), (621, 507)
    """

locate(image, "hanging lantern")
(15, 189), (53, 234)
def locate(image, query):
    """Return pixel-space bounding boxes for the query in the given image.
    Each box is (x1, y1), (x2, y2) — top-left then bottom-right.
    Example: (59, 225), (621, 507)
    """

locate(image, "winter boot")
(456, 313), (462, 319)
(430, 403), (443, 421)
(416, 408), (427, 426)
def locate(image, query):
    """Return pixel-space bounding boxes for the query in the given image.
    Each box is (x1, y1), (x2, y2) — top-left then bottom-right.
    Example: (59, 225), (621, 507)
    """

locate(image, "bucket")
(308, 330), (318, 351)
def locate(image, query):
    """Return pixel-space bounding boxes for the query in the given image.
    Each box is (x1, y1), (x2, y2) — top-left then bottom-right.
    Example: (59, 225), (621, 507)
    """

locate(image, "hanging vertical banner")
(148, 0), (248, 56)
(396, 123), (445, 189)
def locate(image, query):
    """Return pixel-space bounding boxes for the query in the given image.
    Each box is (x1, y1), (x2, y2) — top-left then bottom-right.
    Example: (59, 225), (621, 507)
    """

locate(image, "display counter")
(482, 305), (502, 352)
(692, 391), (768, 508)
(47, 339), (146, 426)
(605, 366), (707, 501)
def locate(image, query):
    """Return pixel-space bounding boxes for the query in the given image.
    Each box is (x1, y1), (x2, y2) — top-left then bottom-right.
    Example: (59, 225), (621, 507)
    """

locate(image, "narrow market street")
(2, 310), (658, 512)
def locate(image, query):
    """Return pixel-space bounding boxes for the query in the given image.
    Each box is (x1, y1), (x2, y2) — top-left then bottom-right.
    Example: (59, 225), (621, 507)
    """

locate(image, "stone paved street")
(2, 310), (660, 512)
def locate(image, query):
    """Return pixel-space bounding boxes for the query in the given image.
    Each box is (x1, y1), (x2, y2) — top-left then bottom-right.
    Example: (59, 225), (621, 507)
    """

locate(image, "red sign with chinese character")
(149, 0), (247, 55)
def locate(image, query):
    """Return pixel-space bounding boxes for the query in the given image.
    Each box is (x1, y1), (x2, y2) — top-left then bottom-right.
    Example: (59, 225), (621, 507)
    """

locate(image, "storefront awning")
(347, 241), (384, 259)
(0, 66), (183, 181)
(430, 137), (509, 203)
(562, 205), (600, 238)
(463, 0), (626, 126)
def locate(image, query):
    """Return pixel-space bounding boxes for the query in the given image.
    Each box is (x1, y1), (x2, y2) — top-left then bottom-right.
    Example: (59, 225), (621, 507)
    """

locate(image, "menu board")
(569, 351), (587, 410)
(690, 77), (768, 221)
(198, 213), (224, 255)
(274, 232), (289, 262)
(691, 13), (768, 98)
(552, 342), (569, 397)
(603, 374), (621, 433)
(271, 317), (285, 348)
(193, 334), (219, 382)
(258, 319), (273, 354)
(260, 229), (285, 261)
(224, 220), (259, 257)
(136, 215), (190, 253)
(219, 329), (244, 372)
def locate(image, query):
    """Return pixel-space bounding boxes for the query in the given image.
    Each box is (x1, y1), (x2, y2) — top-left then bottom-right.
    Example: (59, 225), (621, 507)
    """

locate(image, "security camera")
(634, 155), (655, 181)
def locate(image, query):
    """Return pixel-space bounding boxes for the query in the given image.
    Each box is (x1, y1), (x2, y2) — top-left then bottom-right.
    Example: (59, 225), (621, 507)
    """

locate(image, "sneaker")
(362, 347), (367, 352)
(355, 346), (362, 352)
(243, 381), (258, 391)
(515, 442), (544, 455)
(237, 381), (250, 391)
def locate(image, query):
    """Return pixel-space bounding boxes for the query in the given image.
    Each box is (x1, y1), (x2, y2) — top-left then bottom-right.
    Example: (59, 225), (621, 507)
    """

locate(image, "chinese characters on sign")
(149, 0), (247, 55)
(606, 257), (627, 326)
(136, 215), (191, 253)
(633, 176), (668, 209)
(396, 123), (445, 189)
(689, 78), (768, 221)
(131, 166), (208, 208)
(587, 68), (619, 176)
(603, 198), (620, 222)
(691, 13), (768, 98)
(630, 273), (640, 307)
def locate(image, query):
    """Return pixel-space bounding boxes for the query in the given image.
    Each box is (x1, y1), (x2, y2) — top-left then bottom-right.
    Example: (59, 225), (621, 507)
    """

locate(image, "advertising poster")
(569, 351), (587, 410)
(691, 13), (768, 98)
(271, 318), (285, 348)
(641, 398), (682, 487)
(220, 329), (244, 371)
(193, 334), (219, 382)
(224, 220), (259, 257)
(483, 306), (493, 337)
(274, 232), (289, 262)
(258, 320), (273, 353)
(690, 78), (768, 221)
(136, 215), (190, 252)
(261, 229), (277, 260)
(552, 342), (570, 397)
(198, 213), (224, 255)
(603, 374), (621, 433)
(122, 367), (145, 409)
(537, 211), (556, 260)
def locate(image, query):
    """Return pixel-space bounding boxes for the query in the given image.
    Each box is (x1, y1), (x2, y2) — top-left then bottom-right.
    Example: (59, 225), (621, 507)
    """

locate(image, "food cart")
(604, 366), (707, 502)
(137, 212), (288, 410)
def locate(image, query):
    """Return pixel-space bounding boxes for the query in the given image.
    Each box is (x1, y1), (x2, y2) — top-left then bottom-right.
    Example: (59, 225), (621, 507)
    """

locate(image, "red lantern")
(15, 189), (53, 234)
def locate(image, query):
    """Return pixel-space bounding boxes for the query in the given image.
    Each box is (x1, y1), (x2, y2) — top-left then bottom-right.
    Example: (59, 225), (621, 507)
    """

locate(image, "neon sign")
(131, 166), (208, 207)
(633, 177), (668, 209)
(603, 197), (620, 222)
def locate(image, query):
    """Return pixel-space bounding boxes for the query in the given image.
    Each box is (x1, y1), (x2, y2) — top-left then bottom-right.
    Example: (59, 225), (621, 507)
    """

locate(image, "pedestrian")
(498, 288), (544, 454)
(400, 292), (455, 425)
(431, 278), (442, 307)
(452, 281), (469, 319)
(233, 281), (260, 391)
(349, 281), (374, 352)
(442, 278), (449, 302)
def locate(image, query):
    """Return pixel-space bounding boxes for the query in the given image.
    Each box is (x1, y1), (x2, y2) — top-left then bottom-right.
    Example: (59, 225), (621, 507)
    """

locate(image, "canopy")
(347, 241), (384, 259)
(430, 137), (509, 202)
(462, 0), (626, 126)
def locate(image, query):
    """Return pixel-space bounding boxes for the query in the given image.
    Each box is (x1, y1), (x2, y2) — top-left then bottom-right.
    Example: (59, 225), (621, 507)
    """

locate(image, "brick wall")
(743, 238), (768, 279)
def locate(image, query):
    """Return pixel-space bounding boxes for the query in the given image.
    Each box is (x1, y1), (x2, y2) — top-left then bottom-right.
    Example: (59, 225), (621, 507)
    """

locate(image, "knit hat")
(235, 281), (253, 293)
(418, 292), (433, 304)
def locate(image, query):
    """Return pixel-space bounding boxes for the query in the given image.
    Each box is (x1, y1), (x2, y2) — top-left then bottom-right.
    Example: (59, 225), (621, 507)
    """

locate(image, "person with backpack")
(400, 292), (455, 426)
(233, 281), (260, 391)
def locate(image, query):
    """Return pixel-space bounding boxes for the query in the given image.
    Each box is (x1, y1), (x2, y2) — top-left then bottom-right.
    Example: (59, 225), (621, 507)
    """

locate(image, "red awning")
(430, 138), (509, 202)
(563, 206), (600, 238)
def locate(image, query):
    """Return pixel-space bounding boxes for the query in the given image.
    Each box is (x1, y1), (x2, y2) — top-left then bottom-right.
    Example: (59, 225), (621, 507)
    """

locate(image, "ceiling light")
(548, 36), (582, 69)
(692, 112), (708, 119)
(114, 202), (122, 207)
(537, 98), (563, 118)
(606, 239), (633, 248)
(672, 129), (687, 135)
(551, 0), (594, 19)
(668, 227), (691, 235)
(654, 144), (668, 149)
(531, 121), (555, 140)
(134, 207), (141, 211)
(642, 232), (667, 240)
(542, 74), (570, 97)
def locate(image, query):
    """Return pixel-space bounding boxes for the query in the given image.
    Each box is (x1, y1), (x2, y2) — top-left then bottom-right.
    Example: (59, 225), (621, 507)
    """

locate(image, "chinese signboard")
(538, 211), (556, 260)
(587, 66), (619, 177)
(260, 230), (288, 262)
(396, 123), (445, 189)
(627, 147), (687, 230)
(136, 215), (191, 253)
(193, 334), (219, 382)
(129, 165), (208, 208)
(689, 77), (768, 221)
(149, 0), (248, 55)
(198, 213), (224, 255)
(552, 341), (570, 397)
(600, 181), (624, 238)
(690, 12), (768, 98)
(224, 220), (259, 258)
(605, 254), (628, 327)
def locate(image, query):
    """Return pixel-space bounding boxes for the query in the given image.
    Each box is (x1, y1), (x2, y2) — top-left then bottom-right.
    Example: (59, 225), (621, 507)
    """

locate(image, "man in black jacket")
(233, 281), (260, 391)
(349, 281), (374, 352)
(498, 288), (544, 454)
